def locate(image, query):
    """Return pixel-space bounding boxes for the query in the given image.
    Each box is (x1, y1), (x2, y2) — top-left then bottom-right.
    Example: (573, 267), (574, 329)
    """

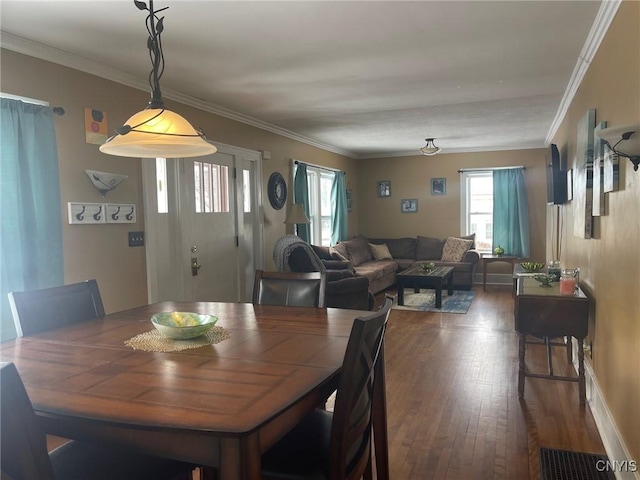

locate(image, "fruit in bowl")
(520, 261), (545, 273)
(151, 312), (217, 339)
(533, 274), (555, 287)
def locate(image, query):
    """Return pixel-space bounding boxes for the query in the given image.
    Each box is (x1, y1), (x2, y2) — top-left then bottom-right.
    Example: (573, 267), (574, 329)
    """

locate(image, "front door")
(143, 143), (263, 303)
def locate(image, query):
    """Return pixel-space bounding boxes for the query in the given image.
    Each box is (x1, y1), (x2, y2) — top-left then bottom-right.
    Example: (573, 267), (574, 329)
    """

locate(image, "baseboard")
(571, 338), (640, 480)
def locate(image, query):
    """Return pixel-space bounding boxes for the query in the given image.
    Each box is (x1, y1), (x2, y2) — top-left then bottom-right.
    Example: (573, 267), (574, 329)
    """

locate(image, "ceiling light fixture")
(420, 138), (441, 156)
(596, 124), (640, 172)
(99, 1), (217, 158)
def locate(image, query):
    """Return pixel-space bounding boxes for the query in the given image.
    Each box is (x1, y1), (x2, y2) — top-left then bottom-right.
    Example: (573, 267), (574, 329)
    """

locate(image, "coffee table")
(396, 265), (454, 308)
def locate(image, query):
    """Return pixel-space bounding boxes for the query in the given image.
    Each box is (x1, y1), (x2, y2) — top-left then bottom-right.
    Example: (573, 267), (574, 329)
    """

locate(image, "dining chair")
(8, 279), (105, 337)
(261, 295), (393, 480)
(0, 362), (195, 480)
(252, 270), (327, 308)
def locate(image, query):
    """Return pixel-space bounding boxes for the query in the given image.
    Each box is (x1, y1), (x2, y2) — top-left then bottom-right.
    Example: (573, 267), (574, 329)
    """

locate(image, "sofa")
(331, 234), (480, 293)
(273, 235), (374, 310)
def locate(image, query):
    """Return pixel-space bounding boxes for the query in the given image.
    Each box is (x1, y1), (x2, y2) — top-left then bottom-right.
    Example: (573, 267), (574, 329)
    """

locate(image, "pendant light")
(420, 138), (441, 156)
(99, 1), (217, 158)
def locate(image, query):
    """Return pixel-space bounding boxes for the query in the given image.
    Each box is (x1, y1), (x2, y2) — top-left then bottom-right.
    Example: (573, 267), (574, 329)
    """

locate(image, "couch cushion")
(416, 236), (445, 260)
(369, 243), (393, 260)
(311, 245), (333, 260)
(368, 237), (416, 259)
(354, 260), (397, 281)
(441, 237), (473, 262)
(338, 235), (373, 267)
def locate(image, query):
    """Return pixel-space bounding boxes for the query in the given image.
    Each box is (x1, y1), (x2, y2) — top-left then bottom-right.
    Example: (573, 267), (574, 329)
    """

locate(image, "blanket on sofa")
(273, 235), (325, 273)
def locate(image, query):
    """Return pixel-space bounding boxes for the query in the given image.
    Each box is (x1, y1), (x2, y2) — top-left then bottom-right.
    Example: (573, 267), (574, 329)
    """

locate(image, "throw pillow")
(329, 246), (348, 261)
(441, 237), (473, 262)
(369, 243), (393, 260)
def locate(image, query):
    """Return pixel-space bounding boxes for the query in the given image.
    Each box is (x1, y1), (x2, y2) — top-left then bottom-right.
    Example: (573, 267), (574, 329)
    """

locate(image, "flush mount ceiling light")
(596, 124), (640, 172)
(99, 1), (216, 158)
(420, 138), (441, 156)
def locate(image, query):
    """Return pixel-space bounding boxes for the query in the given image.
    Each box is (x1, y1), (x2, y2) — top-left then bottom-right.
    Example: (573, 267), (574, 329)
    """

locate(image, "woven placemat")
(124, 326), (231, 352)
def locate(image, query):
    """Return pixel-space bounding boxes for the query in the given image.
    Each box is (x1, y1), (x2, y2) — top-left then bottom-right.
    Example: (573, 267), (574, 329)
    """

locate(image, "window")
(295, 164), (335, 246)
(460, 171), (493, 252)
(194, 161), (229, 213)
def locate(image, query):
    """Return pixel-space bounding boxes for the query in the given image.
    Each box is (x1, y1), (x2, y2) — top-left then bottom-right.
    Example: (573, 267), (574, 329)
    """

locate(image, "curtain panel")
(292, 162), (311, 242)
(492, 168), (530, 258)
(0, 98), (64, 340)
(330, 172), (348, 245)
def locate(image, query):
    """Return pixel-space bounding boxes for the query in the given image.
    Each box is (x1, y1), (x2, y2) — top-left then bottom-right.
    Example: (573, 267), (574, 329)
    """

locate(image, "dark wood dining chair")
(8, 279), (105, 337)
(252, 270), (327, 308)
(261, 295), (393, 480)
(0, 362), (195, 480)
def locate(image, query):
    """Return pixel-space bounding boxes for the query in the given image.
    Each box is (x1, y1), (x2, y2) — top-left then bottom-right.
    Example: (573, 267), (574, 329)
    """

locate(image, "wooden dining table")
(0, 301), (389, 480)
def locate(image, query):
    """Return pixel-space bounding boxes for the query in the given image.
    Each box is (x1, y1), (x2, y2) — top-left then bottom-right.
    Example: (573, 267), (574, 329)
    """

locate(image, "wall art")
(400, 198), (418, 213)
(592, 122), (607, 216)
(430, 177), (446, 195)
(573, 109), (595, 239)
(377, 180), (391, 197)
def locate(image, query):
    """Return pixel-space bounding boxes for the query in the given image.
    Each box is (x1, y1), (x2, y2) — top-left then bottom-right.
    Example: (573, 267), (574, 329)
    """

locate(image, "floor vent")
(540, 448), (615, 480)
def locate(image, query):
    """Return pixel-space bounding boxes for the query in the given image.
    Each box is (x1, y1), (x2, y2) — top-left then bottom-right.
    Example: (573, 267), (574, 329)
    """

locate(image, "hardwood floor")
(378, 285), (605, 479)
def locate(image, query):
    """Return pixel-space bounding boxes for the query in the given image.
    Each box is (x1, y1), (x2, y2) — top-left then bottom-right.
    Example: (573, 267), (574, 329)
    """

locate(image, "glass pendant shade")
(420, 138), (441, 156)
(99, 108), (217, 158)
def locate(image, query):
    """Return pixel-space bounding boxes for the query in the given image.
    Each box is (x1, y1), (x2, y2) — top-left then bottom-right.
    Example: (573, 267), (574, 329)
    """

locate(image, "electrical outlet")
(128, 231), (145, 247)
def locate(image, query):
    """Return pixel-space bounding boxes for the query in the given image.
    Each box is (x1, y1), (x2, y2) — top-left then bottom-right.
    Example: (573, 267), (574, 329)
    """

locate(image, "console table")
(482, 254), (519, 290)
(515, 277), (589, 404)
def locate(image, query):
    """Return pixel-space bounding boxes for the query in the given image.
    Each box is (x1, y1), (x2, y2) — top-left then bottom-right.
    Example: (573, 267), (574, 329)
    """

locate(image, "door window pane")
(156, 157), (168, 213)
(194, 161), (230, 213)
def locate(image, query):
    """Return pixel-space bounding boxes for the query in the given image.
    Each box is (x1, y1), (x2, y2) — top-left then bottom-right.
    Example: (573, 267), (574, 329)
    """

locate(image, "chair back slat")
(253, 270), (327, 308)
(0, 362), (56, 480)
(329, 296), (392, 480)
(8, 279), (105, 337)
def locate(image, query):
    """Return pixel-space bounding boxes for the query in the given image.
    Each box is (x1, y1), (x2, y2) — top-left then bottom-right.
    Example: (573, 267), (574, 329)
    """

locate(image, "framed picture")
(377, 180), (391, 197)
(431, 177), (446, 195)
(566, 168), (573, 201)
(401, 199), (418, 213)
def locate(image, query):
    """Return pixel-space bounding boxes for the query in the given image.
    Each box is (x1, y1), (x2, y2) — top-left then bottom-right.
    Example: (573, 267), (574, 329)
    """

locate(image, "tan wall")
(0, 49), (358, 316)
(546, 1), (640, 460)
(356, 149), (548, 274)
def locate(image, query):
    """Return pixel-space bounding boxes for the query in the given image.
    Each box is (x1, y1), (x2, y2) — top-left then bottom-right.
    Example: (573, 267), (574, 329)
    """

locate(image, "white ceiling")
(0, 1), (608, 158)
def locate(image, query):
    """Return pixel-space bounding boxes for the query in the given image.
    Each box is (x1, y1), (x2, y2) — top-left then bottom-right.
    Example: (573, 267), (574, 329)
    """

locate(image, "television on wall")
(546, 143), (566, 205)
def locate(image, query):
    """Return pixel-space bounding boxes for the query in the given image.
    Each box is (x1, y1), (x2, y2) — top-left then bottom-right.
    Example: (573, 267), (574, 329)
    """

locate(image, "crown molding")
(545, 0), (621, 146)
(0, 31), (357, 159)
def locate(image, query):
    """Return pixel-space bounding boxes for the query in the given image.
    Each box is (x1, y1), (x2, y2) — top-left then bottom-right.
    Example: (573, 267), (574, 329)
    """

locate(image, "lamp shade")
(284, 203), (311, 224)
(99, 108), (217, 158)
(420, 138), (441, 156)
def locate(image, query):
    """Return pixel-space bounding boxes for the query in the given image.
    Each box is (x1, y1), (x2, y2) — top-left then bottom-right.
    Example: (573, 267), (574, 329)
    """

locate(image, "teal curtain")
(493, 168), (530, 257)
(330, 172), (348, 245)
(1, 98), (64, 341)
(293, 163), (310, 242)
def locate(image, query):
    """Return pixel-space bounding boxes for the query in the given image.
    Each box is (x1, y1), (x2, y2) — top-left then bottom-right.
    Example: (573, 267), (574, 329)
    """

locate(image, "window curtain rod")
(0, 93), (65, 115)
(458, 166), (526, 173)
(294, 160), (345, 175)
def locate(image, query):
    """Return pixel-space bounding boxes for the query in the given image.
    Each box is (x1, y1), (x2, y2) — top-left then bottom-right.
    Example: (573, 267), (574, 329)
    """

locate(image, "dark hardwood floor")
(378, 285), (605, 479)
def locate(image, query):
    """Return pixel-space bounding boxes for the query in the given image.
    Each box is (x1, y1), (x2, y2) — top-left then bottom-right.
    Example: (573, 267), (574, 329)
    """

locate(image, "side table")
(515, 277), (589, 404)
(482, 254), (519, 290)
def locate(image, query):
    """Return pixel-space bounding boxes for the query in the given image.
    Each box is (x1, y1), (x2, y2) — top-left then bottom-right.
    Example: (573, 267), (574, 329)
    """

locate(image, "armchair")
(273, 235), (374, 310)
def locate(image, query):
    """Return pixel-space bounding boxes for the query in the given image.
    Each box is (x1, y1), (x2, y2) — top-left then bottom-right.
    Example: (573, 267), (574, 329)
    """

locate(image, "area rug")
(392, 289), (474, 314)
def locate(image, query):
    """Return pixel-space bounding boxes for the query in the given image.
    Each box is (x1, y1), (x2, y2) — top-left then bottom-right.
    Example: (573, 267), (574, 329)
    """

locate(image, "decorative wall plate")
(268, 172), (287, 210)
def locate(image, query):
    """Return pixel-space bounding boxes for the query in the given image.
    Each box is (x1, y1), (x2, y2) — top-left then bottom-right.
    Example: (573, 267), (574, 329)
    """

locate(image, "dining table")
(0, 301), (389, 480)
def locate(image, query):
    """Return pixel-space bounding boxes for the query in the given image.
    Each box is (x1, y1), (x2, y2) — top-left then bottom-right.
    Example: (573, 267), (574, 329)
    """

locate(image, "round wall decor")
(267, 172), (287, 210)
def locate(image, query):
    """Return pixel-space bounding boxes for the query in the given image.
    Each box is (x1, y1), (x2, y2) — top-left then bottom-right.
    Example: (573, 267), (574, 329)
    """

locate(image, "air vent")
(540, 448), (615, 480)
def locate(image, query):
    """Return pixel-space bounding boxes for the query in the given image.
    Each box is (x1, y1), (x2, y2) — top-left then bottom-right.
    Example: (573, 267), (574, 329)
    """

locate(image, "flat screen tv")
(546, 143), (566, 205)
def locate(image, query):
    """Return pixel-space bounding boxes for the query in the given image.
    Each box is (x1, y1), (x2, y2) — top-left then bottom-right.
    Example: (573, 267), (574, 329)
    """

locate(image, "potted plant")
(493, 245), (505, 256)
